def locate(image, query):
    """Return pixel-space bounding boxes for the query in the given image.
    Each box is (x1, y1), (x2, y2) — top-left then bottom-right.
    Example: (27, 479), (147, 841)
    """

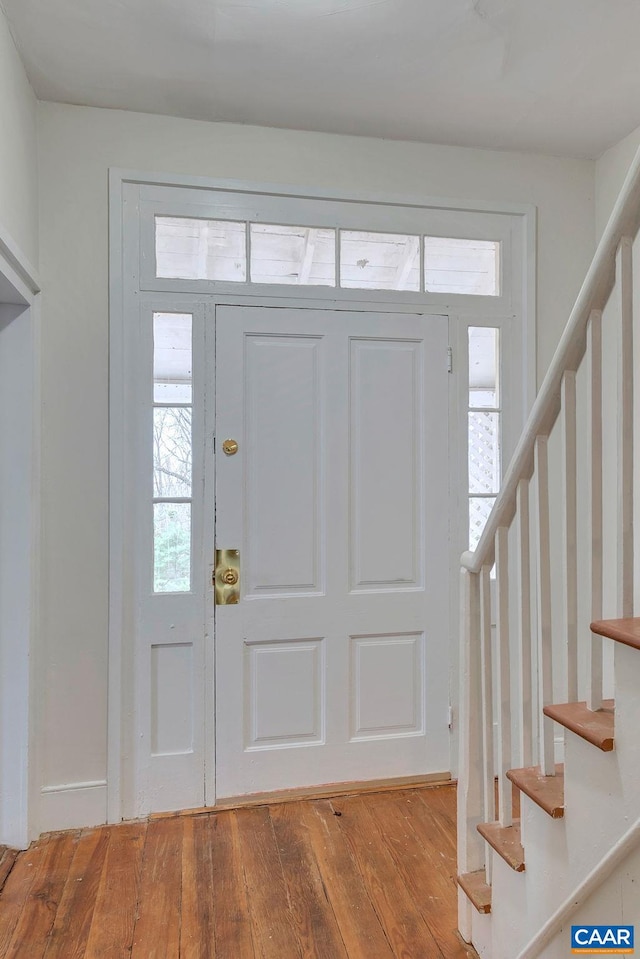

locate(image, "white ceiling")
(5, 0), (640, 158)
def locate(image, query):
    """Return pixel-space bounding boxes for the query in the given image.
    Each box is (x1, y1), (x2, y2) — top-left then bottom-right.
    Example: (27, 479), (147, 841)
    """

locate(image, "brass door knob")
(222, 439), (239, 456)
(221, 567), (239, 586)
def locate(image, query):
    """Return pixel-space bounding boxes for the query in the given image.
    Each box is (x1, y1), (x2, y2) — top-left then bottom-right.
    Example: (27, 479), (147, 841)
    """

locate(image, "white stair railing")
(457, 144), (640, 931)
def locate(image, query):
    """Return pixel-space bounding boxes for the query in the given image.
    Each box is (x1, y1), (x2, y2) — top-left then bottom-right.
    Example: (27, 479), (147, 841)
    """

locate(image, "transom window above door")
(138, 181), (518, 309)
(155, 215), (500, 297)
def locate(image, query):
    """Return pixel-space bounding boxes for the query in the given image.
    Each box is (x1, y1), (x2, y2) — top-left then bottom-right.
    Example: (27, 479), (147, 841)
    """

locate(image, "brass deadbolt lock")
(221, 567), (238, 586)
(222, 439), (239, 456)
(214, 549), (240, 605)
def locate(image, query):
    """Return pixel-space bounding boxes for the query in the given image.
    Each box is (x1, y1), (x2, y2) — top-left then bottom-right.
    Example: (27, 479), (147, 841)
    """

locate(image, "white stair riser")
(482, 641), (640, 958)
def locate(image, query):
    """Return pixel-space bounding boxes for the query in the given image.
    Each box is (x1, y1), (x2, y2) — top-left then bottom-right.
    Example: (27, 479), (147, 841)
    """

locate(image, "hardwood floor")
(0, 784), (478, 958)
(0, 850), (18, 897)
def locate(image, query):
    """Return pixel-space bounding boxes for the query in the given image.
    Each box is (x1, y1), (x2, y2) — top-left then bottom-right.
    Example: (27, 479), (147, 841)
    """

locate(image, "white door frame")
(0, 224), (41, 849)
(108, 170), (536, 821)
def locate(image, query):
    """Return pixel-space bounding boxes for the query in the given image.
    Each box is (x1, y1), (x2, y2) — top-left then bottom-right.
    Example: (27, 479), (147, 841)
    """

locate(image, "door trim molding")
(108, 172), (126, 822)
(0, 223), (40, 298)
(108, 169), (536, 822)
(0, 231), (41, 848)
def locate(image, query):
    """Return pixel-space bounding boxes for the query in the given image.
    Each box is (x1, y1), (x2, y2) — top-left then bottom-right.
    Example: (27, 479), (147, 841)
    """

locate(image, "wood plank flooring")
(0, 851), (18, 896)
(0, 784), (478, 958)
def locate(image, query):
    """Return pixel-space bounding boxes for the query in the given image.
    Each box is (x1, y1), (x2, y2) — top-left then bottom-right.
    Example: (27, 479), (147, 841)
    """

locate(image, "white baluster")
(562, 371), (578, 702)
(534, 435), (555, 776)
(517, 479), (533, 767)
(588, 310), (603, 711)
(480, 564), (495, 883)
(457, 568), (485, 938)
(618, 238), (634, 617)
(495, 526), (512, 826)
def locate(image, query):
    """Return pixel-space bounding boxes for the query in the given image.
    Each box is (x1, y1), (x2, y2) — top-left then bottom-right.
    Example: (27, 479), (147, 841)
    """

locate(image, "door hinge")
(448, 704), (453, 729)
(447, 346), (453, 374)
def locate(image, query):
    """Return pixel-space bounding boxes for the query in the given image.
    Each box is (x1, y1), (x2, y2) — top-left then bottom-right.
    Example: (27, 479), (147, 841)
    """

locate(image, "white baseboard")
(0, 809), (28, 851)
(39, 780), (108, 834)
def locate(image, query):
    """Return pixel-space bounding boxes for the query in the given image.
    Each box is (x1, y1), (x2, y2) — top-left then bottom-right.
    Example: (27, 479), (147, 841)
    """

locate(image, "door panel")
(351, 632), (424, 739)
(215, 306), (449, 798)
(245, 335), (323, 595)
(245, 638), (324, 749)
(350, 338), (423, 589)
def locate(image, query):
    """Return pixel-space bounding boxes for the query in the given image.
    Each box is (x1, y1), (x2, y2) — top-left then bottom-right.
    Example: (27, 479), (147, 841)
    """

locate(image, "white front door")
(214, 306), (450, 799)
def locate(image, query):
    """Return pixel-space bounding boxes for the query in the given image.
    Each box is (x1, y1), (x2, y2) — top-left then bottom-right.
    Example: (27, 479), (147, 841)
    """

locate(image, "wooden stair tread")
(507, 764), (564, 819)
(543, 700), (614, 751)
(591, 618), (640, 650)
(477, 819), (525, 872)
(457, 870), (491, 914)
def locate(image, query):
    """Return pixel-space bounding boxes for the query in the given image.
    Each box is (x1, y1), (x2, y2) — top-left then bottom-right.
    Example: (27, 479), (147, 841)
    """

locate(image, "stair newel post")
(534, 435), (555, 776)
(587, 309), (604, 710)
(457, 567), (485, 939)
(495, 526), (512, 826)
(479, 563), (495, 883)
(517, 478), (533, 767)
(618, 237), (634, 618)
(561, 370), (578, 702)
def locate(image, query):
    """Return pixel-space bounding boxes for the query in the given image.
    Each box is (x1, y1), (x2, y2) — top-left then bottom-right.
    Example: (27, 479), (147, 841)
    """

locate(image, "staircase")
(456, 146), (640, 958)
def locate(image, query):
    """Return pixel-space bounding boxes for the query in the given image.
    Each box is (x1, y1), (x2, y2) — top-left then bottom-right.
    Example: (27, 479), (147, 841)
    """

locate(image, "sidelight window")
(468, 326), (501, 550)
(152, 312), (193, 592)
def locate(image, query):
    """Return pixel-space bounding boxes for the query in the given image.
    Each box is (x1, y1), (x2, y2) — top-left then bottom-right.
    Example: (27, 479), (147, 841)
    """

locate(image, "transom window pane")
(340, 231), (420, 291)
(250, 224), (335, 286)
(155, 216), (246, 282)
(153, 313), (192, 403)
(154, 215), (503, 298)
(425, 237), (500, 296)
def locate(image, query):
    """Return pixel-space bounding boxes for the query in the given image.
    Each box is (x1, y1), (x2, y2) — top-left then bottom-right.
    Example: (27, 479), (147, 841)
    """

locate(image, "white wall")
(36, 101), (595, 830)
(596, 123), (640, 239)
(0, 7), (38, 266)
